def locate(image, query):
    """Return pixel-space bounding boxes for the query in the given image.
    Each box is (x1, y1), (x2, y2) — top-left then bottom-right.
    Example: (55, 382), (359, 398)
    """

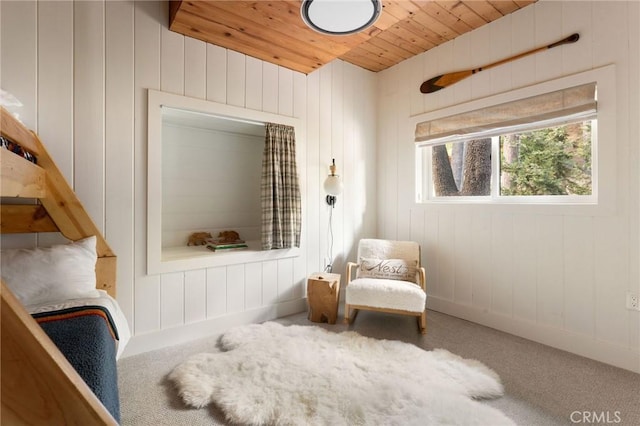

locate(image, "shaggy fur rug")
(169, 322), (514, 425)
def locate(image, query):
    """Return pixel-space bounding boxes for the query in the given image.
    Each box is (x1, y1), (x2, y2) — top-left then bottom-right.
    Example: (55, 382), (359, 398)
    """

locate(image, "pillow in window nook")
(1, 236), (100, 306)
(357, 257), (418, 283)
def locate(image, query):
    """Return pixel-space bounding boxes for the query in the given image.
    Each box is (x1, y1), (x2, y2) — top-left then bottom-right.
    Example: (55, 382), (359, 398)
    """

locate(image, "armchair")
(345, 239), (427, 334)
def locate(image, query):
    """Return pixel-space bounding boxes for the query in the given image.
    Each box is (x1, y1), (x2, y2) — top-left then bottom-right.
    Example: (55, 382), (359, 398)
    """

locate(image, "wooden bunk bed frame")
(1, 106), (118, 425)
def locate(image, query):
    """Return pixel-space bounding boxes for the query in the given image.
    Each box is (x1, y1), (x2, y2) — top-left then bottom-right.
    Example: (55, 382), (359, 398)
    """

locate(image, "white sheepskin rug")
(169, 322), (515, 425)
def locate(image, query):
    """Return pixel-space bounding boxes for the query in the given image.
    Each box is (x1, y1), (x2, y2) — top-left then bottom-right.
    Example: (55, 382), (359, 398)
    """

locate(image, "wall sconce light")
(300, 0), (382, 36)
(323, 158), (343, 207)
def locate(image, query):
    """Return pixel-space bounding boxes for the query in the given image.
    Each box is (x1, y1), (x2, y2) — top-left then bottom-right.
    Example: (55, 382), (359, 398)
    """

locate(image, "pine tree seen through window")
(499, 121), (592, 196)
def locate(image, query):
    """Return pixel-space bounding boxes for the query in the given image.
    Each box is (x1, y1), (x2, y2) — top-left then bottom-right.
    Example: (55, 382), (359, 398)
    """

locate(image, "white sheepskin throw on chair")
(169, 322), (514, 425)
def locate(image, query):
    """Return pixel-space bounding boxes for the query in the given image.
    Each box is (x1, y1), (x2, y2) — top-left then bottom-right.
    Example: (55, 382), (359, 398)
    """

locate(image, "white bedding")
(27, 290), (131, 359)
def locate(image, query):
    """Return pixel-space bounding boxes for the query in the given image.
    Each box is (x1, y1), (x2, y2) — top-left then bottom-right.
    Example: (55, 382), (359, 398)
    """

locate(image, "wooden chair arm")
(418, 267), (426, 291)
(345, 262), (358, 285)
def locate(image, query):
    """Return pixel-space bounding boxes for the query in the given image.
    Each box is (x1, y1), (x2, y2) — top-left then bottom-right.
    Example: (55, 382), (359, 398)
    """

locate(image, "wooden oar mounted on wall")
(420, 33), (580, 94)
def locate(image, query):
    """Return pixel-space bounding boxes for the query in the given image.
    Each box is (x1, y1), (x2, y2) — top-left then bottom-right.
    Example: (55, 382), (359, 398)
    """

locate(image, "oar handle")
(420, 33), (580, 94)
(548, 33), (580, 49)
(476, 33), (580, 73)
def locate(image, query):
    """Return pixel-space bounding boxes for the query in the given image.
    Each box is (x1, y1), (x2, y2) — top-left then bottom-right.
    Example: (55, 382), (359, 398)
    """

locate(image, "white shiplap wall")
(161, 123), (264, 247)
(0, 0), (377, 356)
(378, 0), (640, 372)
(2, 0), (636, 372)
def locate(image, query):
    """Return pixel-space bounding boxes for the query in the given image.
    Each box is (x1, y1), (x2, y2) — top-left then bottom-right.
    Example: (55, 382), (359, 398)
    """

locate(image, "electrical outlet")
(626, 292), (640, 311)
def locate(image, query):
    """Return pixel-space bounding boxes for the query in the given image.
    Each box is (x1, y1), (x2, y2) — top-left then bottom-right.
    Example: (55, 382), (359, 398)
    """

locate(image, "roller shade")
(415, 82), (596, 145)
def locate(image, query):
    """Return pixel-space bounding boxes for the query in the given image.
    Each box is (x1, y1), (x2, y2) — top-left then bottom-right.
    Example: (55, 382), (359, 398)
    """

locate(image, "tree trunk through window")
(432, 145), (459, 196)
(451, 142), (465, 189)
(432, 138), (492, 196)
(500, 134), (519, 193)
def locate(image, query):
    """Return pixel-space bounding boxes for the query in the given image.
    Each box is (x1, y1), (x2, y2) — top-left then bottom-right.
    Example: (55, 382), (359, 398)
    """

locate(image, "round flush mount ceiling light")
(301, 0), (382, 36)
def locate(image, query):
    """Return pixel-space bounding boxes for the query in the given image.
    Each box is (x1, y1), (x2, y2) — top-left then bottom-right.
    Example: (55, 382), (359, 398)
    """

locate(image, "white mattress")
(27, 290), (131, 359)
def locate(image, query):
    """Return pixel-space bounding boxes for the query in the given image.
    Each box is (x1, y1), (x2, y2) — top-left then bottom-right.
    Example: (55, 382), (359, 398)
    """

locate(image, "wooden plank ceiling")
(169, 0), (537, 74)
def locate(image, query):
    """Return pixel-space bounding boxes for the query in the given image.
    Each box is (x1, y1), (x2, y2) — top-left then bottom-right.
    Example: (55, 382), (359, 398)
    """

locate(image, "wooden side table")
(307, 272), (341, 324)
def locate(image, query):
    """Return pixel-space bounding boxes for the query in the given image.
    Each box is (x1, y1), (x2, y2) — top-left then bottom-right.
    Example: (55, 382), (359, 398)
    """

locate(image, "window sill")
(151, 240), (300, 274)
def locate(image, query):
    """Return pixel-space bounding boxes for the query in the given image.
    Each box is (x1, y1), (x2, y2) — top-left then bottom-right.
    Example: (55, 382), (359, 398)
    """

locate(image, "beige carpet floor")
(118, 309), (640, 425)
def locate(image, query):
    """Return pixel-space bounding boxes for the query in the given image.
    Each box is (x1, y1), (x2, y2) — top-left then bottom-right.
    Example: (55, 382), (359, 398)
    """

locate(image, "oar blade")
(420, 70), (474, 94)
(420, 75), (446, 93)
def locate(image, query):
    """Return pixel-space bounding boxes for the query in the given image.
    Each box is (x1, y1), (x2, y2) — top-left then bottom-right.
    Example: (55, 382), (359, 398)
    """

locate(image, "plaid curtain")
(261, 123), (301, 250)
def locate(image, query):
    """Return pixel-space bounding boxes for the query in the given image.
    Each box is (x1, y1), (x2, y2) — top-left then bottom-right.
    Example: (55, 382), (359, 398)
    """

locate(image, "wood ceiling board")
(339, 46), (398, 72)
(380, 1), (413, 20)
(397, 14), (450, 46)
(367, 31), (417, 62)
(434, 1), (490, 28)
(373, 8), (404, 31)
(169, 0), (537, 74)
(366, 36), (416, 63)
(206, 1), (353, 56)
(175, 2), (338, 65)
(386, 19), (441, 50)
(513, 0), (536, 7)
(376, 28), (433, 56)
(462, 0), (505, 22)
(389, 0), (425, 16)
(488, 1), (521, 15)
(350, 42), (401, 67)
(410, 8), (461, 41)
(418, 2), (475, 35)
(170, 9), (324, 73)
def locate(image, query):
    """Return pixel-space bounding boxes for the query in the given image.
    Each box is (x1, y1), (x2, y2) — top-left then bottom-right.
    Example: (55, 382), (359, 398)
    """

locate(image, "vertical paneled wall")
(5, 0), (634, 372)
(0, 0), (377, 355)
(161, 123), (264, 247)
(378, 0), (640, 372)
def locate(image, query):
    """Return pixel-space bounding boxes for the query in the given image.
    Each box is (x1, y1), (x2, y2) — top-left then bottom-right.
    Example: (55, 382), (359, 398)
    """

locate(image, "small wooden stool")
(307, 273), (341, 324)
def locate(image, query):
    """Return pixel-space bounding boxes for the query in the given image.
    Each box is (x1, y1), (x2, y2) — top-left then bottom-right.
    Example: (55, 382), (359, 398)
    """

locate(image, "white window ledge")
(154, 240), (300, 274)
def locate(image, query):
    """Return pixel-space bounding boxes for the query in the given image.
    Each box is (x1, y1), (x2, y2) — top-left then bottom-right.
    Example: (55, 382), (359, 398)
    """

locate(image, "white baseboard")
(121, 298), (307, 358)
(427, 296), (640, 374)
(121, 295), (639, 373)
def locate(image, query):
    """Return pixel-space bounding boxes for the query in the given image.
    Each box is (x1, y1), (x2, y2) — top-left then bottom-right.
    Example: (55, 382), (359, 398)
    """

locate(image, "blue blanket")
(33, 306), (121, 423)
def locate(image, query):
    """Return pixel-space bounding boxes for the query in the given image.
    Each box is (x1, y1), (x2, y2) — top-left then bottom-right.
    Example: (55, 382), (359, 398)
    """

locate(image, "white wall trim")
(121, 297), (307, 357)
(409, 65), (615, 122)
(411, 64), (617, 216)
(427, 296), (640, 374)
(147, 89), (303, 275)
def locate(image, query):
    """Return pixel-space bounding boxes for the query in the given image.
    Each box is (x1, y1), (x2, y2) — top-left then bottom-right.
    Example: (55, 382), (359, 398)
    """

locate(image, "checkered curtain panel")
(261, 123), (302, 250)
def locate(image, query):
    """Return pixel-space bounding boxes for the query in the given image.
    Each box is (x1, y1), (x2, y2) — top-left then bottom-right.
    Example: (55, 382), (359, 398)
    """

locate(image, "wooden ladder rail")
(1, 281), (118, 425)
(1, 106), (119, 424)
(0, 107), (117, 297)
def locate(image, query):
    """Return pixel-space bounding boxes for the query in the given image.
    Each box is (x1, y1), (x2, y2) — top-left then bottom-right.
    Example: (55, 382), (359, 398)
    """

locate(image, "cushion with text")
(357, 257), (418, 283)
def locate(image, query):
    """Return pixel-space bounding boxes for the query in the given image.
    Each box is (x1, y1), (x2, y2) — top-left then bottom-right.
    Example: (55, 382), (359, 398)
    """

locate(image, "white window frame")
(417, 117), (597, 204)
(147, 90), (302, 275)
(412, 65), (616, 215)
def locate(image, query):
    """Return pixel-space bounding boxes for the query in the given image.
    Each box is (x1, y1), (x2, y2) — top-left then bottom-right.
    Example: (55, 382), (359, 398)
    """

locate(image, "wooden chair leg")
(345, 306), (358, 324)
(418, 311), (427, 334)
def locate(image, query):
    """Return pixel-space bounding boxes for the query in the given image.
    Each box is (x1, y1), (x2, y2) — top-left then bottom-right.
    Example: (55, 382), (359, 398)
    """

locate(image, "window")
(415, 81), (598, 204)
(424, 118), (595, 199)
(499, 120), (593, 196)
